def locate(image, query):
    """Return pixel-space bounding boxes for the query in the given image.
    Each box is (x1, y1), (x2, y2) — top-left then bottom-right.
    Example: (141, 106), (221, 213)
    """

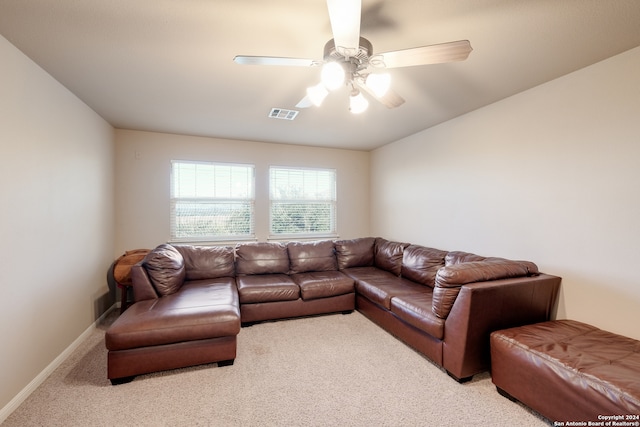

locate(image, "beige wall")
(0, 35), (115, 413)
(114, 129), (370, 253)
(371, 47), (640, 340)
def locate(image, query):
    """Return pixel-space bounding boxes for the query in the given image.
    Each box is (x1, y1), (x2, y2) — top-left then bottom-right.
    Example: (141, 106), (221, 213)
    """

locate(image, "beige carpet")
(3, 310), (549, 426)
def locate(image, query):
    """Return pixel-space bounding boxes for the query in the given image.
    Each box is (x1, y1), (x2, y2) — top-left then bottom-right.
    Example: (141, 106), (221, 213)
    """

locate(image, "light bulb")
(365, 73), (391, 97)
(321, 61), (345, 90)
(306, 83), (329, 106)
(349, 91), (368, 114)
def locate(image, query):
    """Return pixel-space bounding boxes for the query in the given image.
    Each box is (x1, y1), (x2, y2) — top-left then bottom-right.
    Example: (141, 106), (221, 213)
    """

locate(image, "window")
(170, 161), (254, 241)
(270, 166), (337, 237)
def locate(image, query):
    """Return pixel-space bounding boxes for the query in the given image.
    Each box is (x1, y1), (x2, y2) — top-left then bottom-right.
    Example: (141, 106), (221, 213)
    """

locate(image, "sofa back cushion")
(374, 238), (409, 276)
(401, 245), (448, 287)
(235, 242), (289, 275)
(288, 240), (337, 274)
(143, 244), (186, 296)
(174, 245), (235, 280)
(334, 237), (376, 270)
(445, 251), (486, 266)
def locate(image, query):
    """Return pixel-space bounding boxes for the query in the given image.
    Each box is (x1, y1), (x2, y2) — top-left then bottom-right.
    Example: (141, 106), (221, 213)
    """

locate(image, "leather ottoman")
(490, 319), (640, 423)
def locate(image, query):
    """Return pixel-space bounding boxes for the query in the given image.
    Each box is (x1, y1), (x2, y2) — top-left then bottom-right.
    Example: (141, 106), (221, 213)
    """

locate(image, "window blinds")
(170, 161), (255, 240)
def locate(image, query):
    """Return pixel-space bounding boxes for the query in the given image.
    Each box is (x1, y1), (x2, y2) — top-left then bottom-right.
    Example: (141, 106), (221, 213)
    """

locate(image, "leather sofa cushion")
(288, 240), (337, 274)
(374, 238), (409, 276)
(334, 237), (375, 270)
(445, 251), (486, 266)
(391, 292), (445, 340)
(291, 270), (354, 300)
(143, 244), (186, 296)
(105, 279), (240, 351)
(401, 245), (448, 287)
(236, 274), (299, 303)
(235, 242), (289, 275)
(343, 266), (428, 310)
(433, 259), (539, 319)
(175, 245), (234, 280)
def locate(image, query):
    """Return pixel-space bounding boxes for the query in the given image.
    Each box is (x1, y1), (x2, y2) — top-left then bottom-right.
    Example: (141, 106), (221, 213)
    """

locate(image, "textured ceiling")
(1, 0), (640, 151)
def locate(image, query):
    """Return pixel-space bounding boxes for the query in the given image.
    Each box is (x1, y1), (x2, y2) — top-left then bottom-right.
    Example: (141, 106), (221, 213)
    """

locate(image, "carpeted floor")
(3, 310), (549, 426)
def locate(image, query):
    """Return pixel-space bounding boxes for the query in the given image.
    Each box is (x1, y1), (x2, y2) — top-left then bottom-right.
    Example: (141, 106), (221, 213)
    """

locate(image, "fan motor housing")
(323, 37), (373, 63)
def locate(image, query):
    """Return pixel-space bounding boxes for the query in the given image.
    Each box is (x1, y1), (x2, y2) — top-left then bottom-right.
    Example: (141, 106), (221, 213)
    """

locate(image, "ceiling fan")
(233, 0), (472, 114)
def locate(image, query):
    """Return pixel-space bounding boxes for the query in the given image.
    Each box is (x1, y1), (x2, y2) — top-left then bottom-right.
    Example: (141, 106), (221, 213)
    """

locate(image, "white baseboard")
(0, 304), (118, 424)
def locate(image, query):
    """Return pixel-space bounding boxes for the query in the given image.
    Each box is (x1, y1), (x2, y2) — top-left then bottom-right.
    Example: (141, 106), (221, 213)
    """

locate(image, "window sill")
(168, 236), (257, 246)
(267, 234), (339, 242)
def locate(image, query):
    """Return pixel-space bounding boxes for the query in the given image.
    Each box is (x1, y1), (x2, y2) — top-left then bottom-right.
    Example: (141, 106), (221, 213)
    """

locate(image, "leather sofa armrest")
(130, 263), (160, 302)
(442, 274), (561, 380)
(432, 259), (538, 319)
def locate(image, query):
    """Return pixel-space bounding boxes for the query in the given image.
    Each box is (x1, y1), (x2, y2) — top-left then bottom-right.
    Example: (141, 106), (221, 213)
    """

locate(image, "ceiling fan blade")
(295, 96), (313, 108)
(357, 82), (405, 109)
(233, 56), (319, 67)
(377, 40), (472, 68)
(326, 0), (361, 53)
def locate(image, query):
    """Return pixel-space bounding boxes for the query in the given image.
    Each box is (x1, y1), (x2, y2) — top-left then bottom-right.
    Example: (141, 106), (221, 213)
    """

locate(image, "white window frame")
(170, 160), (255, 242)
(269, 166), (337, 239)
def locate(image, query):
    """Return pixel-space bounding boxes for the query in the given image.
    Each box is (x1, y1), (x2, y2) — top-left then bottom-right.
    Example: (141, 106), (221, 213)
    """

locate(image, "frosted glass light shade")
(365, 73), (391, 97)
(321, 62), (345, 90)
(306, 83), (329, 106)
(349, 91), (368, 114)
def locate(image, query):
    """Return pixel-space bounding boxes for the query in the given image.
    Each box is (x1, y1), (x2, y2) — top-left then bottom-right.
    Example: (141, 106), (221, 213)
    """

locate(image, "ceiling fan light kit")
(233, 0), (472, 115)
(365, 72), (391, 98)
(320, 61), (346, 90)
(349, 90), (369, 114)
(308, 36), (385, 114)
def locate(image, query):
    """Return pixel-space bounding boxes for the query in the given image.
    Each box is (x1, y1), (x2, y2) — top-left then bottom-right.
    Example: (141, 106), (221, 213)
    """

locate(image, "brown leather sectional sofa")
(105, 237), (561, 384)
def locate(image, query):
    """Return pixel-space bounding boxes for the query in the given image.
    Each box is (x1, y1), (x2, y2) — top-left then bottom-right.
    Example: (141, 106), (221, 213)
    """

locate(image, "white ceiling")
(1, 0), (640, 151)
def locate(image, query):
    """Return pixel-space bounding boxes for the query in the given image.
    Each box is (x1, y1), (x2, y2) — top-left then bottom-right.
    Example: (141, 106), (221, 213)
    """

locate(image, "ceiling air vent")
(269, 108), (299, 120)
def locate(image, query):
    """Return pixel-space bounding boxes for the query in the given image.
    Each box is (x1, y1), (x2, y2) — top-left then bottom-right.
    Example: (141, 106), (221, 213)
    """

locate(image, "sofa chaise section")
(105, 244), (241, 384)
